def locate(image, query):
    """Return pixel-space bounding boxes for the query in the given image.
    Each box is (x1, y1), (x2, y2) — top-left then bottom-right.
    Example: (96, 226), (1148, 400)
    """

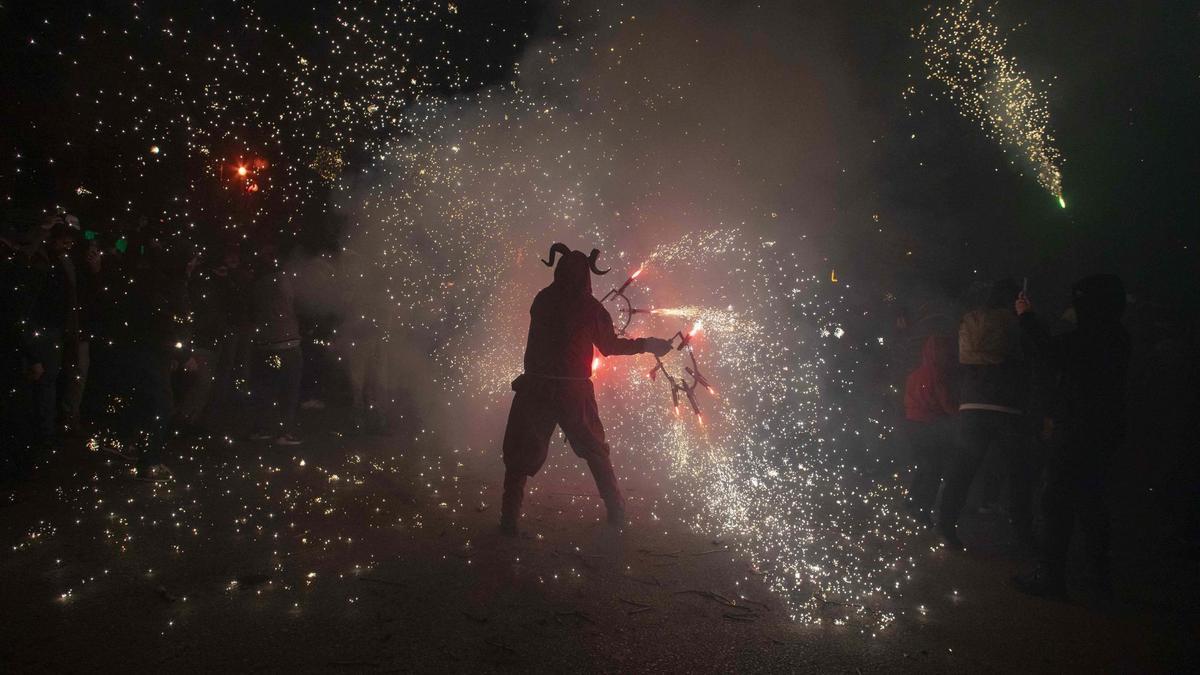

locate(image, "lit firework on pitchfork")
(601, 263), (715, 422)
(599, 262), (650, 335)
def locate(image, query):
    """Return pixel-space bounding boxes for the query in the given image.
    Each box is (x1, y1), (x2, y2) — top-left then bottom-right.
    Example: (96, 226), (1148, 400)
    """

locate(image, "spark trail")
(911, 0), (1066, 206)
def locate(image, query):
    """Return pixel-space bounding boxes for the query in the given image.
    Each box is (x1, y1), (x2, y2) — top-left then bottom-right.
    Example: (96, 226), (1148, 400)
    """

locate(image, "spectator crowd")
(1, 210), (388, 483)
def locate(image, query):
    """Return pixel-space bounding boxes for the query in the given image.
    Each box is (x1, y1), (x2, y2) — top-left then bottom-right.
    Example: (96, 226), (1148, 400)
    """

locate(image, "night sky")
(2, 1), (1196, 309)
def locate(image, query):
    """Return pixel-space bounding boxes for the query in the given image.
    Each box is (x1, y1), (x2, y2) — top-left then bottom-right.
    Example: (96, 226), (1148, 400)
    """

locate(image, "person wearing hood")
(1, 233), (41, 480)
(94, 238), (193, 481)
(1013, 274), (1131, 599)
(939, 278), (1037, 550)
(500, 244), (673, 535)
(903, 333), (959, 524)
(247, 244), (304, 446)
(60, 226), (104, 436)
(25, 221), (78, 450)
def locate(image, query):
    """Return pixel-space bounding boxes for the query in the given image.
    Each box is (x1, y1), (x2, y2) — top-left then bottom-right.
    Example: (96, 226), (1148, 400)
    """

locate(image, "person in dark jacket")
(939, 278), (1036, 549)
(96, 241), (193, 481)
(174, 250), (236, 433)
(500, 244), (672, 535)
(1, 235), (41, 480)
(1014, 275), (1131, 598)
(25, 222), (78, 450)
(903, 334), (959, 524)
(60, 228), (103, 435)
(207, 244), (252, 418)
(248, 249), (304, 446)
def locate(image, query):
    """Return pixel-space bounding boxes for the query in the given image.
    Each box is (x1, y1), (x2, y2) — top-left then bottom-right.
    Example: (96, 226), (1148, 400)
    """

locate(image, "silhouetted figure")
(500, 244), (671, 536)
(339, 256), (388, 434)
(248, 250), (304, 446)
(1, 234), (39, 481)
(26, 221), (78, 451)
(60, 229), (103, 436)
(98, 242), (192, 481)
(175, 249), (239, 433)
(939, 279), (1036, 549)
(903, 334), (958, 525)
(1014, 275), (1131, 598)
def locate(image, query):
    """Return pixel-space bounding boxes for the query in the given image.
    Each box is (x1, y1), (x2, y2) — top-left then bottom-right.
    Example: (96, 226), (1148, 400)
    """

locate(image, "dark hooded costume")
(1019, 274), (1130, 589)
(500, 244), (650, 531)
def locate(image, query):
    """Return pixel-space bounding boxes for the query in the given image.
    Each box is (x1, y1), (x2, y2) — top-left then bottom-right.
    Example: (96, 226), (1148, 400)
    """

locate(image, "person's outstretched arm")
(592, 303), (671, 357)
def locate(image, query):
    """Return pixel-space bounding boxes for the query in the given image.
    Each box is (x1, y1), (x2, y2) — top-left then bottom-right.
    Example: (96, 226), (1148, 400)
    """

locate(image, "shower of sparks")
(910, 0), (1065, 205)
(580, 233), (920, 625)
(10, 1), (926, 632)
(13, 1), (507, 233)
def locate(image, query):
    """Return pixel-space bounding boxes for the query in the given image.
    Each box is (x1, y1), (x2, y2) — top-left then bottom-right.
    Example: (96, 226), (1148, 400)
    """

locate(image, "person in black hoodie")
(97, 240), (193, 481)
(25, 222), (78, 451)
(1013, 275), (1131, 598)
(1, 234), (41, 480)
(174, 250), (235, 434)
(247, 246), (304, 446)
(60, 228), (103, 436)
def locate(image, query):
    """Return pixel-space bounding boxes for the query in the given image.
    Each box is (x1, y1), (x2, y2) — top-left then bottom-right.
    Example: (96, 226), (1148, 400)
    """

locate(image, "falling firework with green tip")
(912, 0), (1066, 208)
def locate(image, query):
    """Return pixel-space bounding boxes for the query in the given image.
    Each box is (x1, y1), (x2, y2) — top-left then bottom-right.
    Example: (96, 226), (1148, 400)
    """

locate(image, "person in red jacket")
(903, 333), (959, 525)
(500, 244), (672, 535)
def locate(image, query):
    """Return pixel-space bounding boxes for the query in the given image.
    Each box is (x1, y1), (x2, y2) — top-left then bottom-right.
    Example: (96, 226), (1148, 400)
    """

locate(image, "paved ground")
(1, 406), (1195, 673)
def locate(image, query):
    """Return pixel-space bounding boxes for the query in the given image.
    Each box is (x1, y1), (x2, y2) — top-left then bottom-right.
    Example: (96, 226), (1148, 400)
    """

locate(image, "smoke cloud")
(314, 1), (879, 449)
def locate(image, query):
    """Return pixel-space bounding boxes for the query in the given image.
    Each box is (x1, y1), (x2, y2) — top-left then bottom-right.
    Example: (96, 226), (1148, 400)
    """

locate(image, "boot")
(500, 471), (525, 536)
(586, 455), (625, 527)
(1012, 564), (1067, 600)
(606, 500), (626, 527)
(938, 522), (965, 551)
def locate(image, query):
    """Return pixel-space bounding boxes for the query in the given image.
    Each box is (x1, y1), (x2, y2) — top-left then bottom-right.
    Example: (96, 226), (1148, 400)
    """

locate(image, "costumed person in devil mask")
(500, 244), (673, 535)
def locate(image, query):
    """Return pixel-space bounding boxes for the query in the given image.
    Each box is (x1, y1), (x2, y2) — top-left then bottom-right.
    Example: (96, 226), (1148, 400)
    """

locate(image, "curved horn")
(541, 242), (571, 267)
(587, 248), (610, 275)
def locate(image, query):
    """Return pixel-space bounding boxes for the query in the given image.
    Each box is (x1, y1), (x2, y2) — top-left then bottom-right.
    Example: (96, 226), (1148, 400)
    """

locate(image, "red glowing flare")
(689, 320), (704, 337)
(236, 165), (248, 177)
(673, 405), (680, 417)
(631, 264), (644, 279)
(697, 414), (705, 425)
(591, 356), (601, 373)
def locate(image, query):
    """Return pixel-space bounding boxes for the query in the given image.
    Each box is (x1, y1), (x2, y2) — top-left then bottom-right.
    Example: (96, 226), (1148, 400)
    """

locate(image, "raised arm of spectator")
(1015, 292), (1063, 366)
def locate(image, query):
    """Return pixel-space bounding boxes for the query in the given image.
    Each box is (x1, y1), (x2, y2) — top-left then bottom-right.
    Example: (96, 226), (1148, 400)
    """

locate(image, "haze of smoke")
(326, 1), (869, 445)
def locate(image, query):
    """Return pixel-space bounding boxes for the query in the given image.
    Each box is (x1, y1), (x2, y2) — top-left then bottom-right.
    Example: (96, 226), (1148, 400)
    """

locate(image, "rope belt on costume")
(524, 372), (592, 381)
